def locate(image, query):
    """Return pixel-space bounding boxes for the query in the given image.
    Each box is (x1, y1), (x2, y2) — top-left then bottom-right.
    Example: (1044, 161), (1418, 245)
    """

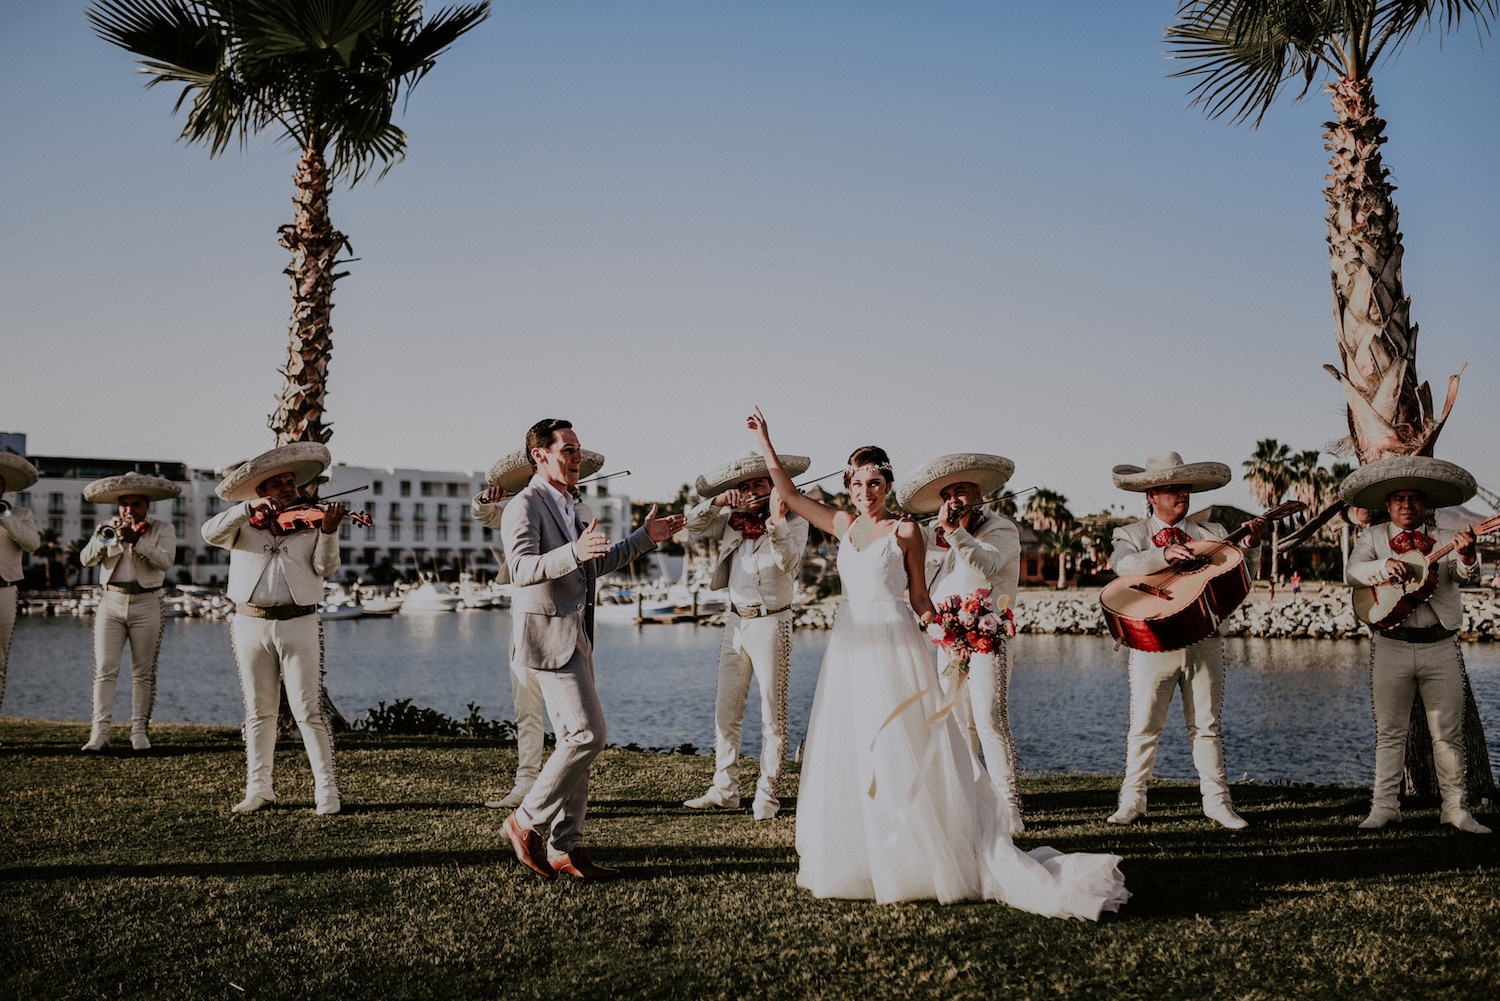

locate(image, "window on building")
(421, 481), (433, 497)
(414, 525), (425, 541)
(173, 497), (188, 516)
(18, 493), (31, 508)
(436, 525), (448, 541)
(389, 503), (402, 521)
(362, 548), (378, 565)
(81, 517), (96, 535)
(400, 480), (411, 497)
(482, 527), (493, 542)
(175, 546), (190, 565)
(48, 517), (63, 534)
(596, 480), (609, 497)
(340, 548), (352, 564)
(460, 525), (471, 542)
(372, 480), (384, 496)
(205, 496), (221, 515)
(389, 548), (403, 564)
(364, 502), (376, 518)
(413, 503), (426, 522)
(49, 493), (65, 514)
(365, 526), (377, 542)
(447, 483), (460, 497)
(436, 503), (448, 522)
(459, 506), (471, 522)
(339, 522), (351, 540)
(390, 524), (401, 541)
(413, 548), (428, 565)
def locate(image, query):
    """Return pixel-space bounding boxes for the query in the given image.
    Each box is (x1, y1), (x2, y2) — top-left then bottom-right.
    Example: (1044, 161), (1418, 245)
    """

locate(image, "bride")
(748, 408), (1128, 920)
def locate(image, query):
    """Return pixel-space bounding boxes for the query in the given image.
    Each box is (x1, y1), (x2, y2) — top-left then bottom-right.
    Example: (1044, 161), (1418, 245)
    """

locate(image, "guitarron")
(1352, 514), (1500, 629)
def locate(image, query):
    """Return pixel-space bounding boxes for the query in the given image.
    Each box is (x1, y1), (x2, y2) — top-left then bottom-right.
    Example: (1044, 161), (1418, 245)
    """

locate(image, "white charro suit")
(923, 508), (1023, 827)
(1347, 522), (1482, 822)
(0, 503), (41, 710)
(80, 517), (176, 738)
(502, 476), (657, 854)
(202, 503), (341, 808)
(686, 498), (809, 815)
(473, 492), (546, 797)
(1110, 517), (1258, 817)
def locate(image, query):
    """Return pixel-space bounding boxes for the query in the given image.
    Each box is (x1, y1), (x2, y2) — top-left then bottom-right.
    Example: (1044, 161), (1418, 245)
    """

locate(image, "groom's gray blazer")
(501, 479), (657, 671)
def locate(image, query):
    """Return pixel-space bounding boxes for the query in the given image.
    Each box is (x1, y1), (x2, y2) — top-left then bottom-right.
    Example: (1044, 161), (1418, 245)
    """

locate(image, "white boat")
(319, 601), (365, 620)
(399, 579), (463, 613)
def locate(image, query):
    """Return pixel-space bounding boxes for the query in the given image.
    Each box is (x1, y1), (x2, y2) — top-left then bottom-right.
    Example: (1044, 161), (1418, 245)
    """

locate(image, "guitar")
(1351, 514), (1500, 629)
(1100, 502), (1305, 653)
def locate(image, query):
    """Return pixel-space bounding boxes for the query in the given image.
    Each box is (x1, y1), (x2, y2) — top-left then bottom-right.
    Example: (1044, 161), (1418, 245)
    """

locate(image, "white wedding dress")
(795, 531), (1129, 920)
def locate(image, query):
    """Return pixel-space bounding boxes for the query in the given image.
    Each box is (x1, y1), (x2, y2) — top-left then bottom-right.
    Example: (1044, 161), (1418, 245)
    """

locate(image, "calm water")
(7, 612), (1500, 787)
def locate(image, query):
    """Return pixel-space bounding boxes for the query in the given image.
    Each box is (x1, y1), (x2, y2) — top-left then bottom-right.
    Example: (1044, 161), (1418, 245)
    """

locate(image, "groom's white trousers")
(0, 587), (16, 711)
(230, 613), (339, 803)
(1118, 636), (1233, 810)
(516, 646), (605, 854)
(90, 590), (164, 731)
(709, 611), (792, 811)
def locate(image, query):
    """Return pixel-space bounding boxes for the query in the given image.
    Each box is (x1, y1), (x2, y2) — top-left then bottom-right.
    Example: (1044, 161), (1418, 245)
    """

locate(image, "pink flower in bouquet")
(978, 612), (1000, 633)
(975, 587), (991, 599)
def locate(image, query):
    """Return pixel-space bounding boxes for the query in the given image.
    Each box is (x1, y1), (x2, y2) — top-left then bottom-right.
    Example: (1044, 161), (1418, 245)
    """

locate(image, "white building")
(3, 434), (632, 587)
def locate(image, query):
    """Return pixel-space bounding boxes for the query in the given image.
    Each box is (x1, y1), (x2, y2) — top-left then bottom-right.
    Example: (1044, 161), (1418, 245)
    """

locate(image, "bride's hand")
(748, 406), (773, 452)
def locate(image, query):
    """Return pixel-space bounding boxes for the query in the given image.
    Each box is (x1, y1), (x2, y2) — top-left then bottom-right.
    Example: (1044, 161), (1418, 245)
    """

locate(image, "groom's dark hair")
(525, 419), (574, 470)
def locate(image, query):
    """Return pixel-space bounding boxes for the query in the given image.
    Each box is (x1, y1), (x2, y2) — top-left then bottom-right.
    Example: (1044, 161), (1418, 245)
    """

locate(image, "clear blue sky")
(2, 1), (1496, 516)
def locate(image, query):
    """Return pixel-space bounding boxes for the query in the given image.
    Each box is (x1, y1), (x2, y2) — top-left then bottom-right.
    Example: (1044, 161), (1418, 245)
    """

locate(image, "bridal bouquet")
(925, 587), (1014, 676)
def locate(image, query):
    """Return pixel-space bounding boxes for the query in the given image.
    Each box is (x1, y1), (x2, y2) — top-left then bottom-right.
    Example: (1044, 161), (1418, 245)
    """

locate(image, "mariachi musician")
(79, 472), (182, 751)
(1106, 451), (1264, 829)
(474, 445), (605, 812)
(897, 453), (1025, 832)
(0, 451), (42, 713)
(682, 449), (811, 821)
(1341, 456), (1488, 834)
(202, 443), (345, 815)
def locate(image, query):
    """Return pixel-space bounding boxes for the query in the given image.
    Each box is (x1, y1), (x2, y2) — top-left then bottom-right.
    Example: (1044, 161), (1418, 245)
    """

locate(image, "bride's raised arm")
(748, 406), (852, 539)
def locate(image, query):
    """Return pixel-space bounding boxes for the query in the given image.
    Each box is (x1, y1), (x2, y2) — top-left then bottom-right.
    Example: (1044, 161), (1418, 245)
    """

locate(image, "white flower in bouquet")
(958, 608), (977, 628)
(926, 622), (946, 641)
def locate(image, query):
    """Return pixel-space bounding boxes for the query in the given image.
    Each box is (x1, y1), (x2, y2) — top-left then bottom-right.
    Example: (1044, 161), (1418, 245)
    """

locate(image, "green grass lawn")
(2, 719), (1497, 1000)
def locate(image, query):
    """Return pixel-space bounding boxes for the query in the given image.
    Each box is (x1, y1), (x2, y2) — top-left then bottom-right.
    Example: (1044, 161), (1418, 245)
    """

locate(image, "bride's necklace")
(847, 513), (895, 552)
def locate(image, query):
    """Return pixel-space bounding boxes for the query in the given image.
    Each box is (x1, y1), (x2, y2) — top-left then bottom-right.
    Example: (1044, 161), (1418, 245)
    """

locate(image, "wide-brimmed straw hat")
(897, 453), (1015, 514)
(84, 473), (181, 504)
(1339, 455), (1476, 510)
(0, 451), (38, 493)
(696, 450), (810, 499)
(1112, 451), (1231, 493)
(216, 442), (332, 503)
(487, 448), (605, 493)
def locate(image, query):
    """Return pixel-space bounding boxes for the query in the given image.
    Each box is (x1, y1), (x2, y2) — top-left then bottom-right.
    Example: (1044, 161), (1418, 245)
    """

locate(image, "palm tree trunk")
(1324, 77), (1490, 799)
(270, 147), (348, 447)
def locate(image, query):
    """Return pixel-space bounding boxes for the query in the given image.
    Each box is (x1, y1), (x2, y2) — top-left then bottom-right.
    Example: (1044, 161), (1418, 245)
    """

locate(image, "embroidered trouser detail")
(960, 641), (1023, 820)
(230, 613), (339, 802)
(711, 612), (793, 809)
(0, 588), (15, 712)
(1119, 636), (1232, 811)
(90, 590), (165, 729)
(1368, 634), (1468, 818)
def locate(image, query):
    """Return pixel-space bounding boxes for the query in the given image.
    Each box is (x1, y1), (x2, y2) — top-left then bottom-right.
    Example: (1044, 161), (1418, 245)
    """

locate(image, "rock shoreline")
(760, 589), (1500, 642)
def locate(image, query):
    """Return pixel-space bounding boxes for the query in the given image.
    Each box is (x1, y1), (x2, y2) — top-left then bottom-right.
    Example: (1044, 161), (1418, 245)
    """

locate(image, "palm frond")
(1166, 1), (1332, 125)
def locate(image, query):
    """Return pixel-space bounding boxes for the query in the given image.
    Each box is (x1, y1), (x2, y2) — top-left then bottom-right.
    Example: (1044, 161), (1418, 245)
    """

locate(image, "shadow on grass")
(0, 847), (516, 883)
(0, 743), (244, 759)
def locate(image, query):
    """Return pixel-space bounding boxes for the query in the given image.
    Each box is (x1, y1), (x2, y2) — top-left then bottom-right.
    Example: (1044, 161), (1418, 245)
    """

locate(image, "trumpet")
(0, 499), (9, 520)
(98, 519), (147, 545)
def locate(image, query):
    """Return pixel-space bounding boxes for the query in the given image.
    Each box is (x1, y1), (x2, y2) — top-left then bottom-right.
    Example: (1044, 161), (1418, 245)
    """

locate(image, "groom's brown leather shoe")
(547, 847), (621, 882)
(502, 813), (555, 880)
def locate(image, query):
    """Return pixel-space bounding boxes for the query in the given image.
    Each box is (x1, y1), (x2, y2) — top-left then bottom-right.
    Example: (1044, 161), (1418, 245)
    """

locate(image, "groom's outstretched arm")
(595, 527), (659, 577)
(502, 491), (582, 586)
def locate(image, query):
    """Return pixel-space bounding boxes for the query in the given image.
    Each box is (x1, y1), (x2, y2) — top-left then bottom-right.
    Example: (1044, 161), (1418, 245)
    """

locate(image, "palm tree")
(1023, 488), (1073, 534)
(65, 537), (91, 588)
(34, 529), (63, 588)
(1171, 0), (1498, 806)
(1168, 1), (1494, 463)
(90, 0), (490, 445)
(1038, 528), (1084, 590)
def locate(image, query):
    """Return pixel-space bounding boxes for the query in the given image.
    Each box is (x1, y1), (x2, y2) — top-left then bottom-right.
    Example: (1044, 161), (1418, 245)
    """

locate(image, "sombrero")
(897, 453), (1015, 514)
(0, 451), (38, 493)
(1339, 456), (1476, 510)
(216, 442), (332, 503)
(1112, 451), (1231, 493)
(696, 450), (810, 499)
(84, 473), (181, 504)
(487, 448), (605, 493)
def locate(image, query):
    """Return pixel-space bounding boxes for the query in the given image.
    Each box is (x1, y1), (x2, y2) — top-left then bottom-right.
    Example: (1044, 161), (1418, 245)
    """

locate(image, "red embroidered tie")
(1152, 527), (1191, 549)
(934, 526), (951, 550)
(1390, 530), (1435, 555)
(729, 511), (767, 540)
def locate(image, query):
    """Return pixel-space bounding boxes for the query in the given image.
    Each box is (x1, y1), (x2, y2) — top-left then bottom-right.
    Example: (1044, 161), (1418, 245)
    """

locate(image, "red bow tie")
(934, 526), (951, 550)
(729, 511), (767, 540)
(1152, 527), (1191, 549)
(1390, 530), (1435, 555)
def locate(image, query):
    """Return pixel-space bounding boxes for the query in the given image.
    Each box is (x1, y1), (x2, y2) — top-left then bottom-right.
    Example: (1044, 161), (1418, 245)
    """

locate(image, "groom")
(500, 419), (684, 881)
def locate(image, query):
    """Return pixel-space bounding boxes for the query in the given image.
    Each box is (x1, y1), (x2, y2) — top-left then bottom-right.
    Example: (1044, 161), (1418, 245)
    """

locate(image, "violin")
(250, 503), (373, 533)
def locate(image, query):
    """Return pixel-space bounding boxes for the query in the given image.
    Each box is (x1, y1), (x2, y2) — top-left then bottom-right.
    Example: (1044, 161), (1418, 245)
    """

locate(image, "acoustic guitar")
(1100, 502), (1305, 653)
(1351, 514), (1500, 629)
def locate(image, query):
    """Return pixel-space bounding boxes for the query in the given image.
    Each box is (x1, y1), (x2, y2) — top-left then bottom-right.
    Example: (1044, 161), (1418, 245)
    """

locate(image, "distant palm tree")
(90, 0), (490, 445)
(1243, 438), (1295, 582)
(1023, 489), (1073, 534)
(34, 529), (63, 587)
(65, 537), (90, 587)
(1168, 1), (1495, 462)
(1038, 528), (1084, 590)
